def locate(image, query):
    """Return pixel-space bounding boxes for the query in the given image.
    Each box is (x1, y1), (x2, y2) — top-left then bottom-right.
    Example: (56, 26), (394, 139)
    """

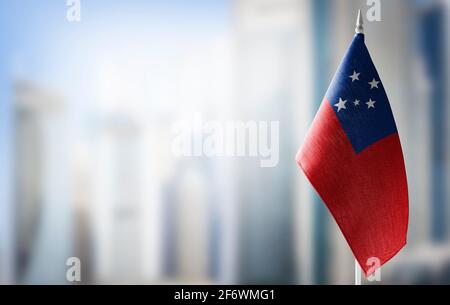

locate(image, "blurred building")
(234, 0), (314, 284)
(90, 113), (144, 283)
(13, 81), (72, 284)
(382, 0), (450, 284)
(163, 160), (212, 282)
(0, 82), (14, 285)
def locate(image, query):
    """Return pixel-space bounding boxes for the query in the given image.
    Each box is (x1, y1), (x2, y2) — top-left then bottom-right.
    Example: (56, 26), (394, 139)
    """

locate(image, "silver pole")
(355, 260), (362, 285)
(354, 10), (364, 286)
(355, 9), (364, 34)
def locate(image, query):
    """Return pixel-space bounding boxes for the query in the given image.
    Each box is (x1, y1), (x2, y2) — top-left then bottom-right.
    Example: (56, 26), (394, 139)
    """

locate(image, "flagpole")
(355, 260), (362, 285)
(354, 10), (364, 286)
(355, 9), (364, 35)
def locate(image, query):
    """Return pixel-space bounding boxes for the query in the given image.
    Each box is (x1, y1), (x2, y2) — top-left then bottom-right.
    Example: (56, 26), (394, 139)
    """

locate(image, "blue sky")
(0, 0), (230, 216)
(0, 0), (230, 83)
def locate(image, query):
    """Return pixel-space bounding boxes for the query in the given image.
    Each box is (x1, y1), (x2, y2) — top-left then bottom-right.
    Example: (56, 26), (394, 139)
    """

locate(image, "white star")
(366, 98), (376, 109)
(369, 78), (380, 89)
(349, 71), (360, 82)
(354, 99), (360, 106)
(334, 98), (347, 112)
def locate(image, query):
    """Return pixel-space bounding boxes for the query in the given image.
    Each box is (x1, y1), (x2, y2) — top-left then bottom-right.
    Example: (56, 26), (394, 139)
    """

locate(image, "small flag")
(296, 33), (409, 276)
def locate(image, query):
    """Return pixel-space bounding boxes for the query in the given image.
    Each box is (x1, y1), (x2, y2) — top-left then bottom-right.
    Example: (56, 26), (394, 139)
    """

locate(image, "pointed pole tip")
(355, 9), (364, 35)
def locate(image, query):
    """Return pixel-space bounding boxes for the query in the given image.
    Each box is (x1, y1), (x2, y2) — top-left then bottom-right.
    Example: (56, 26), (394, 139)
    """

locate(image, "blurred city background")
(0, 0), (449, 284)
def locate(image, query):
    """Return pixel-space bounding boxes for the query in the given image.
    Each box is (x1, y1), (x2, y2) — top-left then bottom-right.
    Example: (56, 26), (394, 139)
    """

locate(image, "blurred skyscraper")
(234, 0), (315, 284)
(91, 115), (143, 283)
(13, 81), (72, 284)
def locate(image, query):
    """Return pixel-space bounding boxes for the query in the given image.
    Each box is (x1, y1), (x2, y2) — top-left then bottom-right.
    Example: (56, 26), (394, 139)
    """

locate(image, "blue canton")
(326, 34), (398, 154)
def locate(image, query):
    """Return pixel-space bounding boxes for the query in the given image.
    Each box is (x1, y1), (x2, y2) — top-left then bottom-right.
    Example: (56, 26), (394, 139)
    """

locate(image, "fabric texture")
(297, 34), (409, 277)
